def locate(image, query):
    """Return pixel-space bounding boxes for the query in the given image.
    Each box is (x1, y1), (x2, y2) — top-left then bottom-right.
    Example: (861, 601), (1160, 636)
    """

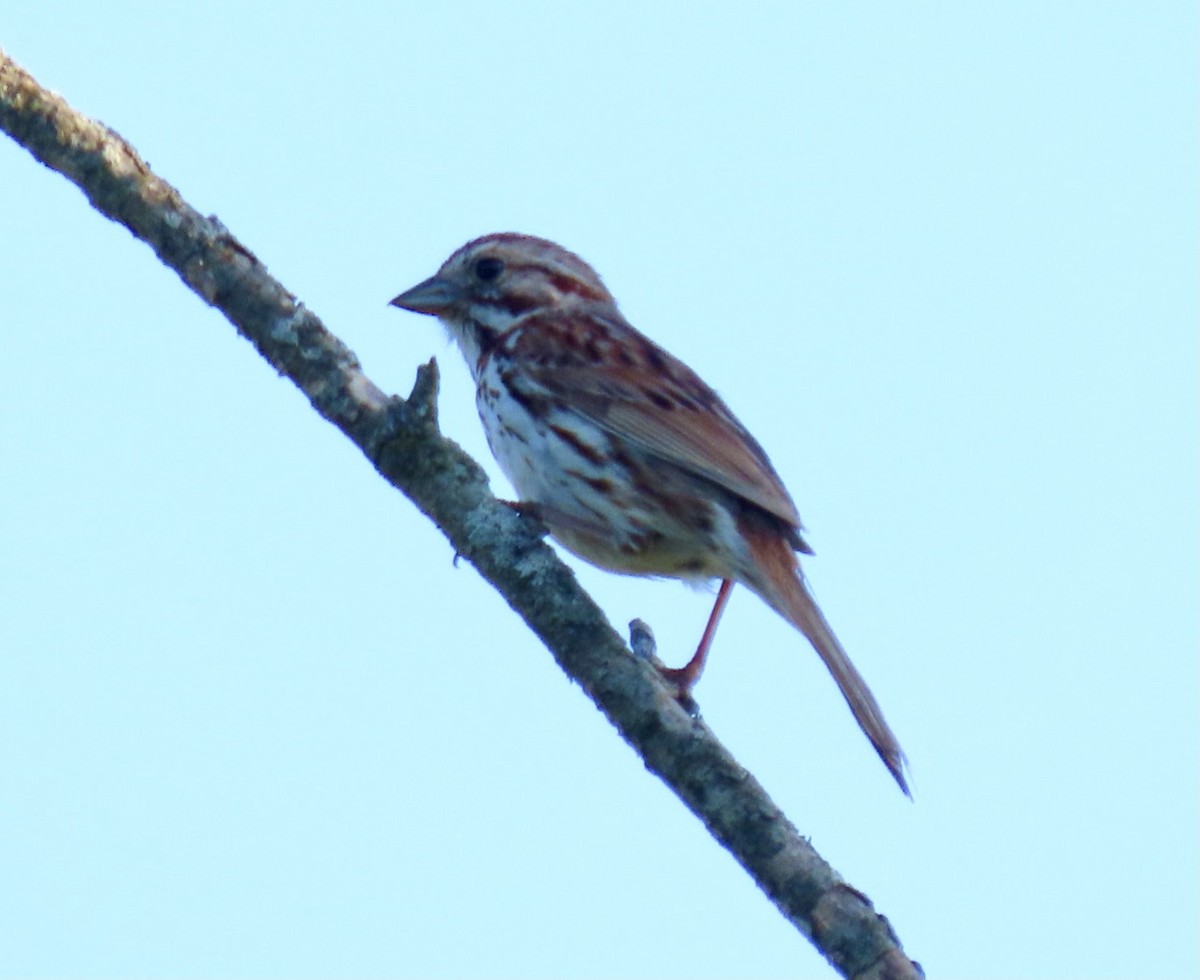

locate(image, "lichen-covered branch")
(0, 49), (921, 980)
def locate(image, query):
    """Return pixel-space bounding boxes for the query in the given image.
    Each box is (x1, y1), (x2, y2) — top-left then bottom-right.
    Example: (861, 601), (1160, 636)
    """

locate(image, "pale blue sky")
(2, 4), (1196, 978)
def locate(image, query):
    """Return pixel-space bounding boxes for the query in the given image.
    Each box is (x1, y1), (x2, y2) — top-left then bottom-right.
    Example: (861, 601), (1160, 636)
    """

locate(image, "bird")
(390, 233), (909, 794)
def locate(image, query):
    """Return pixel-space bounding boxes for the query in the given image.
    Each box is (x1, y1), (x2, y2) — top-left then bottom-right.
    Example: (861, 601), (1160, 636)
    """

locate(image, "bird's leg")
(501, 499), (546, 521)
(657, 579), (735, 704)
(503, 499), (618, 543)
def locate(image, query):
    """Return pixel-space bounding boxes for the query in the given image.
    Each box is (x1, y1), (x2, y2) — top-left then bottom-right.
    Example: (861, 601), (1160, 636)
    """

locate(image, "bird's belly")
(476, 378), (733, 580)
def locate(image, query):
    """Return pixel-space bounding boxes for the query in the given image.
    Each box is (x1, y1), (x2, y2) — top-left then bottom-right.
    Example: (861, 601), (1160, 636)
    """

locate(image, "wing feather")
(501, 309), (803, 531)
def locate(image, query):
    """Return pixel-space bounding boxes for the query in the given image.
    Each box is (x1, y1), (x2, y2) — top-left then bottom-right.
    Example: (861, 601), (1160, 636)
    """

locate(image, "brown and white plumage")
(391, 233), (910, 794)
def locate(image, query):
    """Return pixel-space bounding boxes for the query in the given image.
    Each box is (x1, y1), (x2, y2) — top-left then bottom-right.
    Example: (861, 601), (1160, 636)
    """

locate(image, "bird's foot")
(628, 618), (701, 716)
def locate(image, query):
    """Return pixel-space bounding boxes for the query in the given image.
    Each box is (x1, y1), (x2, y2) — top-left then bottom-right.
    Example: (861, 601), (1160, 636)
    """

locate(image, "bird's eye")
(474, 257), (504, 282)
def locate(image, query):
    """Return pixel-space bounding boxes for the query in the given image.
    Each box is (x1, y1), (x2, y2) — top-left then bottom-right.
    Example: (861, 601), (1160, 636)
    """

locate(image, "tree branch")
(1, 50), (920, 979)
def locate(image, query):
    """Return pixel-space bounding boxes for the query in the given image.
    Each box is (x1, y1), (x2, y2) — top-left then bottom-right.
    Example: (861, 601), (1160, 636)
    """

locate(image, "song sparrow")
(390, 234), (909, 794)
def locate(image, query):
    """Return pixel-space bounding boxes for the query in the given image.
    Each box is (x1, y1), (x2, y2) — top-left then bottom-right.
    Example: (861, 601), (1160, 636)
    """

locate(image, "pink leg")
(658, 579), (735, 699)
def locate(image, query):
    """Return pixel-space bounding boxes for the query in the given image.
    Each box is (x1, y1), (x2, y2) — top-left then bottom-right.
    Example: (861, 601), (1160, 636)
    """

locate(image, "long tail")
(741, 526), (911, 796)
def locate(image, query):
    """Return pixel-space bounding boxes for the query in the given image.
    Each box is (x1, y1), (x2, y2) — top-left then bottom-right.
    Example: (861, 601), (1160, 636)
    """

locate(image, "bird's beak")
(389, 275), (461, 316)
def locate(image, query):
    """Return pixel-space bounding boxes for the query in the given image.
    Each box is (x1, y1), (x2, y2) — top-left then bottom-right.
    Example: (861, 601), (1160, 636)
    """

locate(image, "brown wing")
(500, 307), (803, 531)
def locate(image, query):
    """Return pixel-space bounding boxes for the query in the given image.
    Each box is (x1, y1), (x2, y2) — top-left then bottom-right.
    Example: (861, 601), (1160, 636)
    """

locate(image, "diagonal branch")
(1, 50), (921, 980)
